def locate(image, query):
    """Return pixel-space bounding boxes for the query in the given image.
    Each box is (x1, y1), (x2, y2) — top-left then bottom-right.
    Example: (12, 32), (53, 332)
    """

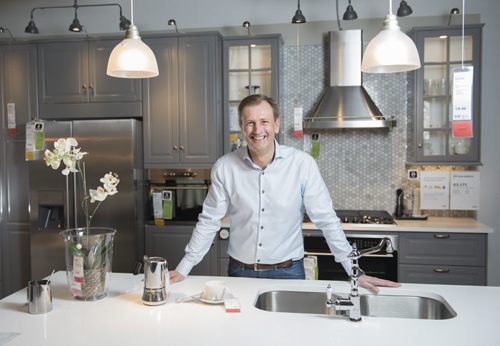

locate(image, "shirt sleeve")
(301, 155), (353, 275)
(175, 159), (230, 277)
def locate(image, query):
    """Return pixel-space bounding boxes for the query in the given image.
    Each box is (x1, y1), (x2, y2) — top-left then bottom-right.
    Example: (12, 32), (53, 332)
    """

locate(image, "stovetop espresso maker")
(142, 256), (169, 305)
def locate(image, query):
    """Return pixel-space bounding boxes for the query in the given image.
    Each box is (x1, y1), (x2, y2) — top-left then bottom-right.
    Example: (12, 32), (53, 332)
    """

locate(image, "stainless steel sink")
(254, 289), (457, 320)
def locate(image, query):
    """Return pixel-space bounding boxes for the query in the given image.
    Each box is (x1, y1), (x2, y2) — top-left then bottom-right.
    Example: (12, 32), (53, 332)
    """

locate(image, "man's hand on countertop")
(359, 275), (401, 294)
(169, 270), (185, 284)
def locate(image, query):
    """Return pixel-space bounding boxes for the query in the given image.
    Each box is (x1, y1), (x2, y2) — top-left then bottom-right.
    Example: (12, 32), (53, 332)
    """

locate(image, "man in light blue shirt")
(170, 95), (399, 292)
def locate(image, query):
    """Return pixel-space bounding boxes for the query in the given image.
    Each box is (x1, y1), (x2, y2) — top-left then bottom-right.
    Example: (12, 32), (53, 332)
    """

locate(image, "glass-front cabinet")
(223, 35), (282, 153)
(408, 24), (483, 164)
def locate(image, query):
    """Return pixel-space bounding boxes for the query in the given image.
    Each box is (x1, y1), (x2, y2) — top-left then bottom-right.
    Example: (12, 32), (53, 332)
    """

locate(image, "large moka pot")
(142, 256), (169, 305)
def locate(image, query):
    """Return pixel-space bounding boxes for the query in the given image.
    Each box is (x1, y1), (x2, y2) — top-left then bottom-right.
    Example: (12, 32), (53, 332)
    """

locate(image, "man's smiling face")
(241, 101), (280, 159)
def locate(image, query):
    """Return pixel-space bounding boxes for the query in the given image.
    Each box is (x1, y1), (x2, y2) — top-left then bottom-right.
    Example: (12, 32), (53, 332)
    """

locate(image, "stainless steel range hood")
(304, 30), (396, 130)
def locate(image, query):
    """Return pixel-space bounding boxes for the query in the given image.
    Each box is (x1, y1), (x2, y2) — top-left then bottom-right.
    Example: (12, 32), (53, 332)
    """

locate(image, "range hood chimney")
(303, 30), (395, 129)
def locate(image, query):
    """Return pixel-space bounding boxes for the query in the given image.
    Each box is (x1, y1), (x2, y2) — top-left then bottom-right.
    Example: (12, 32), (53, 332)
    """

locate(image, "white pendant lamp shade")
(107, 24), (158, 78)
(361, 13), (421, 73)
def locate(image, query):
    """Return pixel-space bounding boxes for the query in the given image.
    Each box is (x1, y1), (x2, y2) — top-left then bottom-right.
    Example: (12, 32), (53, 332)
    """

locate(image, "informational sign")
(25, 121), (44, 161)
(7, 103), (16, 137)
(420, 171), (450, 210)
(229, 106), (239, 132)
(450, 171), (480, 210)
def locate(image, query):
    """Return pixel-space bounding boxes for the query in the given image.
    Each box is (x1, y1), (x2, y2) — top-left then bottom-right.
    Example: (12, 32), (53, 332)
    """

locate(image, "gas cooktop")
(304, 210), (395, 224)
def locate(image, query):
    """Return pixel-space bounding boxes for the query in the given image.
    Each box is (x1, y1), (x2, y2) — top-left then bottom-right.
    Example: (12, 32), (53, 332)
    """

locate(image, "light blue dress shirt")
(176, 141), (352, 277)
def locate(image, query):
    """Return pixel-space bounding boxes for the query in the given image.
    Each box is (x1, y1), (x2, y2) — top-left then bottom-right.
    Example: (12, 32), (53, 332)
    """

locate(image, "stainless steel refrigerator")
(29, 119), (144, 279)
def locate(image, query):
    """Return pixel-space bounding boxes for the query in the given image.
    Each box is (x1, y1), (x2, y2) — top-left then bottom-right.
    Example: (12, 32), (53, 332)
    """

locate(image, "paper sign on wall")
(420, 171), (450, 210)
(450, 171), (480, 210)
(293, 107), (304, 139)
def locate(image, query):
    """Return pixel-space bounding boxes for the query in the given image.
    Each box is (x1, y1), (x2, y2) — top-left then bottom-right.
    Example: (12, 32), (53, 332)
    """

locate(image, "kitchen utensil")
(27, 279), (52, 314)
(175, 293), (202, 303)
(142, 256), (169, 306)
(394, 189), (405, 217)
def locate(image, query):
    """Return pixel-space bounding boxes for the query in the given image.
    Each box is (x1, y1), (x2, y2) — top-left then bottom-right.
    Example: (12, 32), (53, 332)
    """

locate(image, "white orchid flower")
(100, 172), (120, 195)
(89, 187), (108, 203)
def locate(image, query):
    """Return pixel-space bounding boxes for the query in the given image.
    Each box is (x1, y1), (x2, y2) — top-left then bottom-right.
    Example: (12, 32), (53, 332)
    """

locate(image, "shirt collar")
(240, 140), (284, 167)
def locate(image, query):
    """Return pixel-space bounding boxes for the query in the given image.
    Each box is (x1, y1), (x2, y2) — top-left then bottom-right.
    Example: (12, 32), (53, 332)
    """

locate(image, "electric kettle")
(142, 256), (169, 305)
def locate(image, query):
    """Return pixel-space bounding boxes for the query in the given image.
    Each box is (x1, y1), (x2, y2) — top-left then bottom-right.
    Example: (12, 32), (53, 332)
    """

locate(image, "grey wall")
(1, 0), (499, 286)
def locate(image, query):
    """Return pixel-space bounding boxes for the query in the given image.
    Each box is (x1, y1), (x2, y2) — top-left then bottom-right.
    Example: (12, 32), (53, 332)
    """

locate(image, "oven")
(147, 168), (211, 222)
(303, 210), (398, 281)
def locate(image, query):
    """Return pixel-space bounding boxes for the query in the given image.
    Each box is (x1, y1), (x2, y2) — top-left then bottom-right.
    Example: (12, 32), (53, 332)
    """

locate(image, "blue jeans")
(228, 258), (305, 279)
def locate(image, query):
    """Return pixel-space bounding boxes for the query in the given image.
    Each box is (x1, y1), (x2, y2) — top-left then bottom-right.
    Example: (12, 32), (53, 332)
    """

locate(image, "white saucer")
(199, 292), (233, 304)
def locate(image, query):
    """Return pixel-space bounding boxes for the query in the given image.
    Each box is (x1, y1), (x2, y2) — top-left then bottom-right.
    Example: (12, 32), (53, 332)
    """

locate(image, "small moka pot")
(142, 256), (169, 305)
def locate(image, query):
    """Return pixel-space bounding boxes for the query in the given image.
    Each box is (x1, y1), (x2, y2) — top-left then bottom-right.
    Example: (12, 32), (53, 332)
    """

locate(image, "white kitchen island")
(0, 272), (499, 346)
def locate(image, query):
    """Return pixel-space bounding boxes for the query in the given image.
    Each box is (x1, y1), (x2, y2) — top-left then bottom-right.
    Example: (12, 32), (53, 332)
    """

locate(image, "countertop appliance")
(29, 119), (144, 279)
(304, 209), (397, 281)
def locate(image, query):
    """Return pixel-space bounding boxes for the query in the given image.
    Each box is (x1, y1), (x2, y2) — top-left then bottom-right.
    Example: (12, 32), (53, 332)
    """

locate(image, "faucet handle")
(348, 243), (361, 260)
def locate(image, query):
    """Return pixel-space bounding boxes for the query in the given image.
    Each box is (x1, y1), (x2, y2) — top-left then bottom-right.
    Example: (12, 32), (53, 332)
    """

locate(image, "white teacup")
(202, 280), (227, 301)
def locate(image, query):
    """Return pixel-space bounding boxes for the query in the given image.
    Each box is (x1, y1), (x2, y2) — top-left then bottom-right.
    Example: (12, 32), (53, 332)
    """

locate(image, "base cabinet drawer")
(399, 264), (486, 286)
(399, 232), (486, 266)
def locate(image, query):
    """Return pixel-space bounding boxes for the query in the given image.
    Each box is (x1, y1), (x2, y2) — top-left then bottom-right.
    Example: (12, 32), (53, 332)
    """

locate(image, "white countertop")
(1, 272), (499, 346)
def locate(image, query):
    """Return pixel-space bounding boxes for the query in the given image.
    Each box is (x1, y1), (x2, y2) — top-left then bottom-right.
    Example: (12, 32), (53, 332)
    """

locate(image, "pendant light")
(107, 0), (158, 78)
(291, 0), (306, 24)
(361, 0), (420, 73)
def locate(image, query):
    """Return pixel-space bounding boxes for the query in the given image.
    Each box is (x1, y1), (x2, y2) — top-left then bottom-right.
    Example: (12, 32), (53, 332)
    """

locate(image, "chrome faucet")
(326, 238), (394, 322)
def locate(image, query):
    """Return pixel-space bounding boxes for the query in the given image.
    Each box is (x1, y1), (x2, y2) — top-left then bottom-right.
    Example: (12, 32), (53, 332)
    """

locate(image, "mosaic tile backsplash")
(281, 44), (411, 212)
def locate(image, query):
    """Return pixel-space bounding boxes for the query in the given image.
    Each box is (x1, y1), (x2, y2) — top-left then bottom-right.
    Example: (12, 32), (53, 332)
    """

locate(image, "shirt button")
(262, 190), (265, 193)
(259, 243), (262, 247)
(257, 259), (261, 263)
(260, 226), (263, 229)
(262, 172), (265, 175)
(261, 208), (265, 212)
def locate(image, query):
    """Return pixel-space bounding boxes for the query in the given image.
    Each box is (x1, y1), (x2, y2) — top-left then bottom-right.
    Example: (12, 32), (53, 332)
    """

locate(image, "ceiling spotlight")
(447, 8), (460, 26)
(69, 9), (83, 32)
(168, 19), (178, 33)
(397, 0), (413, 17)
(25, 13), (39, 34)
(119, 15), (131, 31)
(343, 0), (358, 21)
(292, 0), (306, 24)
(242, 21), (251, 36)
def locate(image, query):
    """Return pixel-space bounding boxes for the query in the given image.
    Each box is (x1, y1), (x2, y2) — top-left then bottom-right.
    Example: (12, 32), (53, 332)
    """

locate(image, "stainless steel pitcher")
(142, 256), (169, 305)
(27, 279), (52, 314)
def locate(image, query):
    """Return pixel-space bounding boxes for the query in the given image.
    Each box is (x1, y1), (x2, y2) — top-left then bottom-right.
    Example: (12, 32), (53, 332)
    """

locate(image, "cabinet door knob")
(180, 145), (184, 150)
(417, 143), (422, 148)
(173, 145), (178, 150)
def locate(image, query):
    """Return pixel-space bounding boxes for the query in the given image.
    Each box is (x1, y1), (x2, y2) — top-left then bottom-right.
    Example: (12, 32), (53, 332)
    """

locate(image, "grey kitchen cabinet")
(223, 34), (282, 153)
(0, 43), (37, 297)
(398, 232), (486, 285)
(37, 39), (142, 119)
(143, 33), (223, 167)
(407, 24), (483, 165)
(145, 225), (218, 276)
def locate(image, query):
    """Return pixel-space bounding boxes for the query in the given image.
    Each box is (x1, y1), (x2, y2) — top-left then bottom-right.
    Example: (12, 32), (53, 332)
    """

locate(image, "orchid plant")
(44, 138), (120, 231)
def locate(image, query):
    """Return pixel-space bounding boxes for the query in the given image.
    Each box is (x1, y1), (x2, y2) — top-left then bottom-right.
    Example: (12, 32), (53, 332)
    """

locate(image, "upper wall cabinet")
(37, 39), (142, 120)
(142, 33), (223, 167)
(223, 35), (282, 153)
(408, 25), (483, 165)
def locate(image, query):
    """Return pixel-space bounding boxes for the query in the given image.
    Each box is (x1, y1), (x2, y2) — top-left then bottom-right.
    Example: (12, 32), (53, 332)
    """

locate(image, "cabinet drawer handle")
(433, 267), (450, 273)
(82, 84), (87, 89)
(433, 234), (450, 239)
(88, 84), (94, 89)
(180, 145), (184, 150)
(173, 145), (178, 150)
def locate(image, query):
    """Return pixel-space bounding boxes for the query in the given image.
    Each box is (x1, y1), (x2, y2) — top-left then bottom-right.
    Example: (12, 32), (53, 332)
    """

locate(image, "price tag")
(293, 107), (303, 139)
(452, 66), (473, 121)
(73, 255), (85, 283)
(7, 103), (16, 137)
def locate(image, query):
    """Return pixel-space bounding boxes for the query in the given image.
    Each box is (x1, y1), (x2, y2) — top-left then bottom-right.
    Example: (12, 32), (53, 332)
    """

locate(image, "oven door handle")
(304, 251), (394, 258)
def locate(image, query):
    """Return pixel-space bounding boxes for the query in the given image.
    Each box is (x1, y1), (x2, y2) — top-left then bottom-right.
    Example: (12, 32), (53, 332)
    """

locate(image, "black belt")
(230, 257), (293, 271)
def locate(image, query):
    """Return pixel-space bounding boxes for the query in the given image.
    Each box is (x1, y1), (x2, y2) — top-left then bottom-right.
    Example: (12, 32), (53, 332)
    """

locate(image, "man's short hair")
(238, 94), (280, 125)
